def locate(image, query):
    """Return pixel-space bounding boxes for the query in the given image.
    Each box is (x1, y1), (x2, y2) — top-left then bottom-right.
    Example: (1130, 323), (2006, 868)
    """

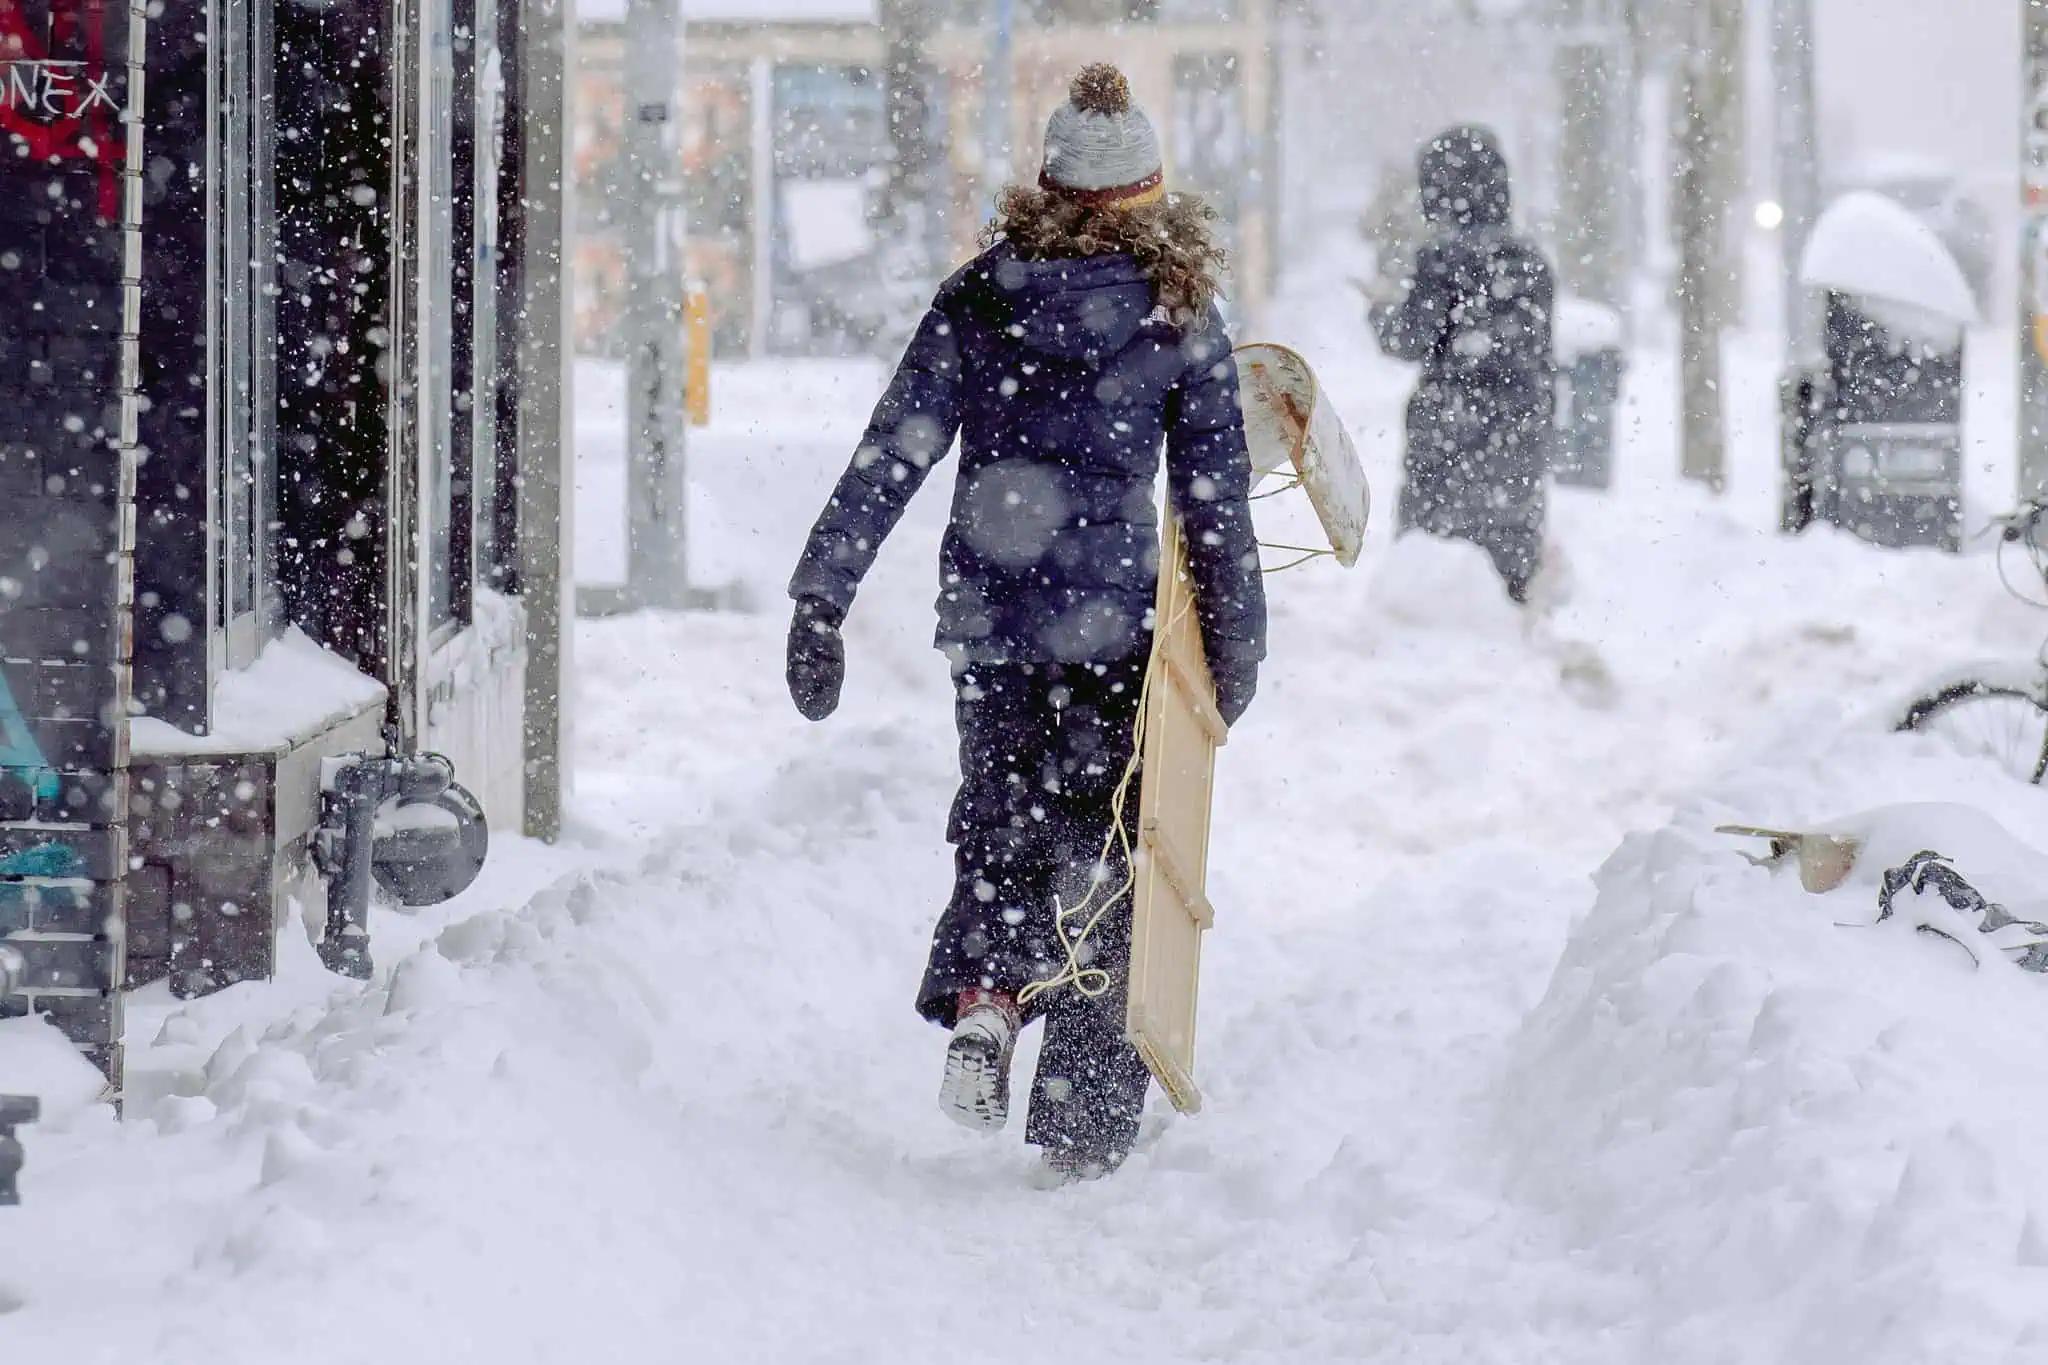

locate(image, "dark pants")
(1397, 491), (1543, 603)
(1401, 380), (1548, 602)
(917, 657), (1154, 1159)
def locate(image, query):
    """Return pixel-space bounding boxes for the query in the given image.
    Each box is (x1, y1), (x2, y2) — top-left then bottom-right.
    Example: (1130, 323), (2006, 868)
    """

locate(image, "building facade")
(1, 0), (574, 1086)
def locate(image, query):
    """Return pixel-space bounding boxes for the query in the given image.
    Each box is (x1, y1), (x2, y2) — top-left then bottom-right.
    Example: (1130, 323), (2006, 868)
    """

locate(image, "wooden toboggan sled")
(1125, 343), (1371, 1114)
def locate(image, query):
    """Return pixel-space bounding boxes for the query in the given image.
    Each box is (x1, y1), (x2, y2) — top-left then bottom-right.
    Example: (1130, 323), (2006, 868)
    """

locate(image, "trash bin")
(1786, 191), (1976, 551)
(1551, 296), (1625, 489)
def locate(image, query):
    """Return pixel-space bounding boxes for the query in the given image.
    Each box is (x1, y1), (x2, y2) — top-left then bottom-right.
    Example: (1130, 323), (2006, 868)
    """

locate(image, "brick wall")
(0, 0), (149, 1080)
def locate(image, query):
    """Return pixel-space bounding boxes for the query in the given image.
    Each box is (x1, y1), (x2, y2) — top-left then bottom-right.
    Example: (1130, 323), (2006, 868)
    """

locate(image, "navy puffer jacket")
(790, 243), (1267, 674)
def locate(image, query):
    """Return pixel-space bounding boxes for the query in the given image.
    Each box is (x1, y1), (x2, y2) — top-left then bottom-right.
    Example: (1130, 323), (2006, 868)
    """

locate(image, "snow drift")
(1500, 801), (2048, 1363)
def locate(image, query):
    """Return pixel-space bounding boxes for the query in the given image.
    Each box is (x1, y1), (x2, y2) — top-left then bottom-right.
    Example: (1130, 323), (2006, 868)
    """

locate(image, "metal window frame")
(419, 0), (475, 667)
(471, 22), (508, 587)
(488, 0), (524, 596)
(421, 0), (462, 647)
(391, 0), (483, 748)
(450, 0), (480, 629)
(207, 0), (281, 678)
(387, 0), (423, 749)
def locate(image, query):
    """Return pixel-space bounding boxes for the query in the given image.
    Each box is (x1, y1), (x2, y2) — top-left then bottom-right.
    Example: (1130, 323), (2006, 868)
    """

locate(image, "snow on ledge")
(0, 1014), (105, 1122)
(131, 628), (387, 759)
(1497, 801), (2048, 1356)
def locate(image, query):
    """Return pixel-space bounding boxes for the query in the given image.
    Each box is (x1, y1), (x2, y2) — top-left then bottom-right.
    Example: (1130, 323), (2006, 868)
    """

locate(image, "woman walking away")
(1372, 125), (1555, 602)
(783, 64), (1267, 1186)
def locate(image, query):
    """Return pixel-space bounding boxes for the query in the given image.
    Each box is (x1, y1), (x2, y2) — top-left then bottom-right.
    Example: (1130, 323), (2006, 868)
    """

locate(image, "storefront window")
(215, 0), (278, 670)
(423, 0), (460, 635)
(469, 17), (507, 592)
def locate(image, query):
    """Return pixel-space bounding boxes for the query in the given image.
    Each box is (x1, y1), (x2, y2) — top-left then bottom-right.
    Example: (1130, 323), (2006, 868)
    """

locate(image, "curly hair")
(980, 185), (1228, 326)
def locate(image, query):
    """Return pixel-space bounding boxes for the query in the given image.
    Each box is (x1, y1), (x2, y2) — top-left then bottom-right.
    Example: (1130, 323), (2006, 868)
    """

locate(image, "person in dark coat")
(784, 64), (1267, 1185)
(1372, 126), (1555, 601)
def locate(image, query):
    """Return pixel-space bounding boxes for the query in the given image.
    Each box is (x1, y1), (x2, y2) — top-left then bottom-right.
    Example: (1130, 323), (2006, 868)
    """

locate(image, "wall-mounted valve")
(0, 1093), (34, 1207)
(0, 942), (35, 1206)
(313, 753), (489, 980)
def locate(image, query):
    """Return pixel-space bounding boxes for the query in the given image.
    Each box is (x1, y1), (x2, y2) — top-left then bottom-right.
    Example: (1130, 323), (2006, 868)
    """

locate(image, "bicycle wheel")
(1897, 681), (2048, 784)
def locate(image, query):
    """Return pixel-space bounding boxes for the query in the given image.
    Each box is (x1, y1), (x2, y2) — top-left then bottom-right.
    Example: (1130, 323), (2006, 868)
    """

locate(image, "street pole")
(622, 0), (689, 607)
(877, 0), (939, 356)
(518, 0), (575, 835)
(881, 0), (937, 248)
(2022, 1), (2048, 499)
(1619, 0), (1658, 306)
(983, 0), (1014, 195)
(1554, 0), (1629, 312)
(1773, 0), (1822, 367)
(1677, 0), (1740, 490)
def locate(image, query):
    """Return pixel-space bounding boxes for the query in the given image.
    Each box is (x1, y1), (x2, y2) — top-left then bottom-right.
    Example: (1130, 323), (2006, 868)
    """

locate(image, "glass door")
(420, 0), (460, 642)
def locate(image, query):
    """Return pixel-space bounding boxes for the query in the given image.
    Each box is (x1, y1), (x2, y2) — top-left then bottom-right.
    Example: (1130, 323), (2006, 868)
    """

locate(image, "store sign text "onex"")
(0, 61), (119, 121)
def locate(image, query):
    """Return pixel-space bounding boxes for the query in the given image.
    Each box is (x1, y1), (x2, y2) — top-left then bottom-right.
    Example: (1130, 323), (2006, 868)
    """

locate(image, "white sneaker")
(939, 992), (1019, 1132)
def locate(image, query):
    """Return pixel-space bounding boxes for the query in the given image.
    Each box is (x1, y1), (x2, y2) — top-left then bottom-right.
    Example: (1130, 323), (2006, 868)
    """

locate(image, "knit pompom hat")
(1038, 64), (1164, 209)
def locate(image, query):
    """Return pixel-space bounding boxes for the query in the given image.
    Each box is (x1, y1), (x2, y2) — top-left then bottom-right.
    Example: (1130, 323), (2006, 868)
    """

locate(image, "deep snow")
(7, 250), (2048, 1362)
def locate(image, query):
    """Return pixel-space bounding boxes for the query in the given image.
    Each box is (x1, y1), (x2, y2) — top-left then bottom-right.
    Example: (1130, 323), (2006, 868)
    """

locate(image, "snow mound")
(1499, 805), (2048, 1362)
(0, 1014), (105, 1124)
(1799, 190), (1978, 335)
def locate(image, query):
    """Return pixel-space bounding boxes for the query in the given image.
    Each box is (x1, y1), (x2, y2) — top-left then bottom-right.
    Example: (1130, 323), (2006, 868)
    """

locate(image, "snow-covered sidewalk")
(9, 295), (2048, 1360)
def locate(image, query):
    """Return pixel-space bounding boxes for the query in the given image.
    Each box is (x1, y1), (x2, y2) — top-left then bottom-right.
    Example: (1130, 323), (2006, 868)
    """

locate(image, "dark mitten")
(787, 598), (846, 721)
(1211, 653), (1258, 728)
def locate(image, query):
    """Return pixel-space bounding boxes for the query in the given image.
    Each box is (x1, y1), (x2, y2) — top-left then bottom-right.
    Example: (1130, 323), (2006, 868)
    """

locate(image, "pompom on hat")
(1038, 64), (1164, 209)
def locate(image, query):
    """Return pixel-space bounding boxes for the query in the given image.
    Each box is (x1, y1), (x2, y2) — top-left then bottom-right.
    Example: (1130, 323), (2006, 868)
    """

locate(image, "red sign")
(0, 0), (122, 219)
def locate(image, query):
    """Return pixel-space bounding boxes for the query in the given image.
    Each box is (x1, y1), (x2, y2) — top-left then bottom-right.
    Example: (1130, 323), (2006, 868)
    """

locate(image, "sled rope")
(1020, 506), (1339, 1004)
(1018, 589), (1197, 1008)
(1249, 476), (1304, 501)
(1249, 473), (1334, 569)
(1258, 542), (1335, 574)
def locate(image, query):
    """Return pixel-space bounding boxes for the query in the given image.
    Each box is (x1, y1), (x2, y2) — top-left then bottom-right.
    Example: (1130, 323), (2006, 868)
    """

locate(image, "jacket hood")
(1419, 125), (1512, 229)
(951, 245), (1155, 361)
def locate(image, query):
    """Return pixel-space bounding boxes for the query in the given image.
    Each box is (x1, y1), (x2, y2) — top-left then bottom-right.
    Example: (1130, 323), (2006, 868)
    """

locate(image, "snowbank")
(0, 1015), (105, 1123)
(1500, 798), (2048, 1362)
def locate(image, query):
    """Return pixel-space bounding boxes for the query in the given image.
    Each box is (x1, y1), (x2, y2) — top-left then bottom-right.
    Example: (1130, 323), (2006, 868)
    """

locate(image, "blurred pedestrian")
(1372, 126), (1555, 601)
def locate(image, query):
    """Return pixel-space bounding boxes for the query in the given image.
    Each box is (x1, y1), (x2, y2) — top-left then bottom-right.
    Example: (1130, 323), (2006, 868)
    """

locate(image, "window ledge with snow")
(130, 629), (387, 760)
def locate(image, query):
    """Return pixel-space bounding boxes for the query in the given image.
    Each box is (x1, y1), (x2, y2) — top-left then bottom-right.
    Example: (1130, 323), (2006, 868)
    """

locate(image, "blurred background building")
(572, 0), (1280, 359)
